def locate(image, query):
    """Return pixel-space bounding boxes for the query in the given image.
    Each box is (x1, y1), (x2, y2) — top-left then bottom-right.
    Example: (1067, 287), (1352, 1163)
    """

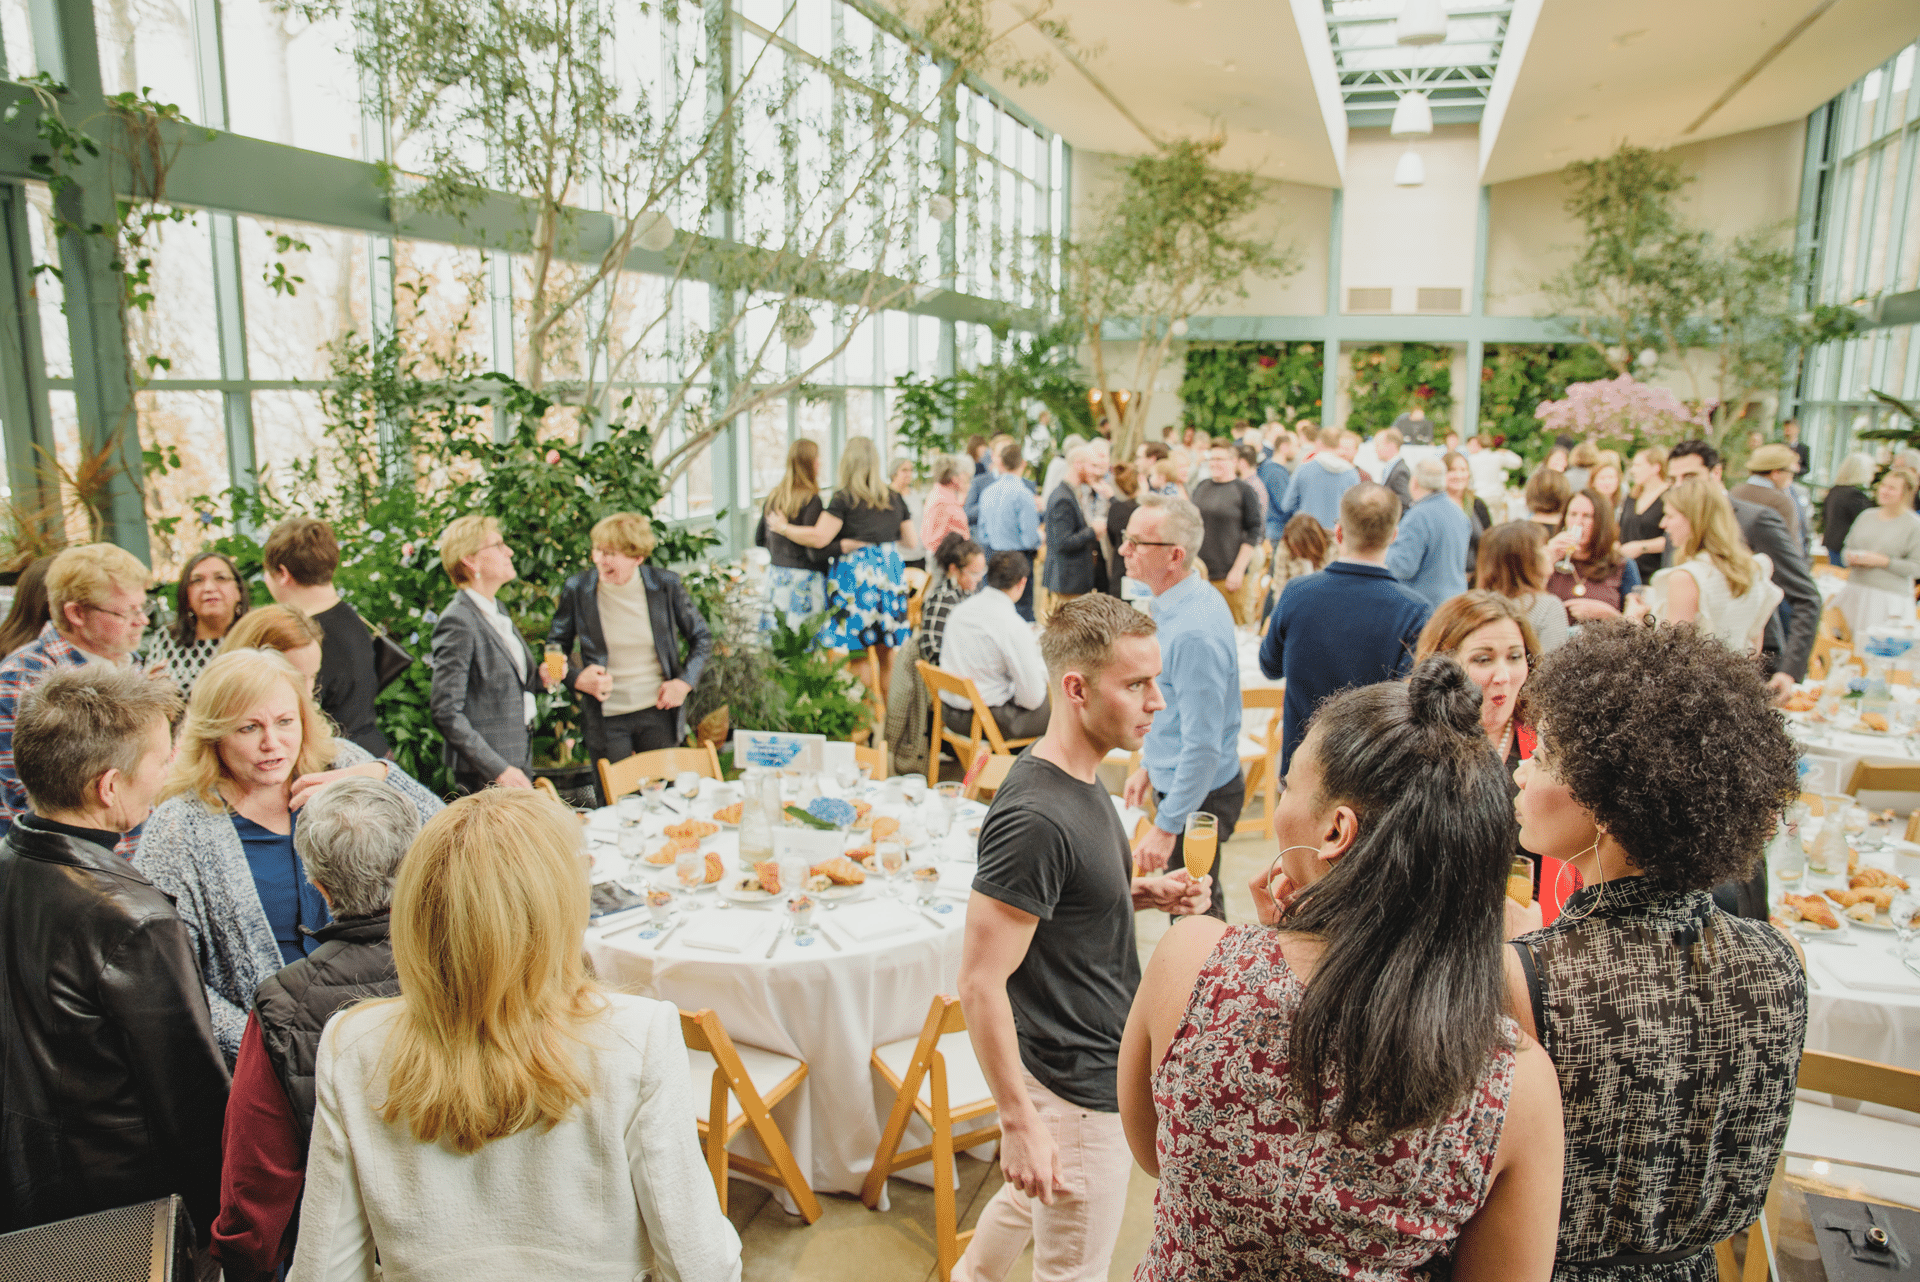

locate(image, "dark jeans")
(584, 703), (679, 804)
(1156, 770), (1244, 923)
(989, 698), (1051, 741)
(1008, 549), (1038, 622)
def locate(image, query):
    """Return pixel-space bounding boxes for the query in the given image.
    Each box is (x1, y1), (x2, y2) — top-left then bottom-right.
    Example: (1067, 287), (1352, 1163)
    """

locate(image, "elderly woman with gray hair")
(136, 649), (441, 1064)
(211, 776), (421, 1282)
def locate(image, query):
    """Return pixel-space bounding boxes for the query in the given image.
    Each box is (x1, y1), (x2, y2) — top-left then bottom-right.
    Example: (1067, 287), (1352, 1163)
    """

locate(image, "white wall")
(1340, 124), (1482, 314)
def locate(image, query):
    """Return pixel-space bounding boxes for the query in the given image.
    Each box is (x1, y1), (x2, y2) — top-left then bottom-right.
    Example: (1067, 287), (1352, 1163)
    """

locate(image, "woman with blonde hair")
(288, 790), (739, 1281)
(1835, 467), (1920, 634)
(1618, 447), (1670, 581)
(136, 649), (442, 1062)
(767, 435), (919, 698)
(1823, 451), (1877, 564)
(219, 602), (326, 695)
(1476, 522), (1571, 655)
(1628, 477), (1781, 654)
(755, 438), (830, 632)
(1442, 450), (1494, 577)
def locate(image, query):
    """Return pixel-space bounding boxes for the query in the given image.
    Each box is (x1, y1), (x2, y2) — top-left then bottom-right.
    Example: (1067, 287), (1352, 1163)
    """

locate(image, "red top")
(1141, 926), (1517, 1279)
(920, 487), (970, 559)
(210, 1012), (305, 1282)
(1514, 724), (1574, 925)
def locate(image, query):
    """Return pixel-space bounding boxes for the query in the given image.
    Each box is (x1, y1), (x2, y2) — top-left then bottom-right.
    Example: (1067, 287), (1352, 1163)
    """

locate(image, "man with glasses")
(0, 543), (155, 843)
(430, 515), (548, 796)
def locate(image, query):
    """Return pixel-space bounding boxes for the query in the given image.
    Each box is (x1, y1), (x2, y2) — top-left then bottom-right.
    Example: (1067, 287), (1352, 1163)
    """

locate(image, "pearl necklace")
(1492, 720), (1513, 763)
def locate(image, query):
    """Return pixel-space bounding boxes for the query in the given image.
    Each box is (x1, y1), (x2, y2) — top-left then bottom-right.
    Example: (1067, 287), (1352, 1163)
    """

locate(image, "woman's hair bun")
(1406, 655), (1484, 736)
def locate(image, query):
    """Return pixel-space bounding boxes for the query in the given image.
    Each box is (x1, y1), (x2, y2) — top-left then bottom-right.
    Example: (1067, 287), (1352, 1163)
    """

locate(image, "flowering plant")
(1534, 375), (1709, 449)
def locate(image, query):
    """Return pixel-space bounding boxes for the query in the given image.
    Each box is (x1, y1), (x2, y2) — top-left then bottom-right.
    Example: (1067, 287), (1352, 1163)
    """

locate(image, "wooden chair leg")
(739, 1087), (824, 1224)
(931, 1060), (961, 1282)
(1714, 1237), (1739, 1281)
(862, 1059), (922, 1209)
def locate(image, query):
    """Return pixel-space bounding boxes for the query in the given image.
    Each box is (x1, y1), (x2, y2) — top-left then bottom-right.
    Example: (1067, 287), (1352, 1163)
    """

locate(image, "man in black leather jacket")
(0, 665), (229, 1244)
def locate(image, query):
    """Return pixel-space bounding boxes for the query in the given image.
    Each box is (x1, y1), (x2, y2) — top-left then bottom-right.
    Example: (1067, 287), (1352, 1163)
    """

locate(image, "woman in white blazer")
(289, 789), (742, 1282)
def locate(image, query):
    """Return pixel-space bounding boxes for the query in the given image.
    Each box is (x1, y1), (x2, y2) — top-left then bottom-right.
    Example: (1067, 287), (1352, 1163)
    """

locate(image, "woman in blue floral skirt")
(767, 435), (919, 704)
(755, 439), (831, 633)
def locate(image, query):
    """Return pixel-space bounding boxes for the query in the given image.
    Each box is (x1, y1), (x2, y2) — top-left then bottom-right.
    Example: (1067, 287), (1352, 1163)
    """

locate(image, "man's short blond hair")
(47, 543), (150, 630)
(1318, 425), (1343, 449)
(590, 512), (656, 561)
(1378, 428), (1403, 448)
(1040, 594), (1157, 688)
(439, 515), (500, 586)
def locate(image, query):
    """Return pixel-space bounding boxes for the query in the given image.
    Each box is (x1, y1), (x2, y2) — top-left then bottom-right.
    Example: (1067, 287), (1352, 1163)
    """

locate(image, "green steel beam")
(0, 182), (57, 530)
(1110, 312), (1575, 345)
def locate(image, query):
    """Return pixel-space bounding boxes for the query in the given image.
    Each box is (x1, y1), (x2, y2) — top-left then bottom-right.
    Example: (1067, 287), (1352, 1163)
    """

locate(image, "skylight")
(1322, 0), (1514, 129)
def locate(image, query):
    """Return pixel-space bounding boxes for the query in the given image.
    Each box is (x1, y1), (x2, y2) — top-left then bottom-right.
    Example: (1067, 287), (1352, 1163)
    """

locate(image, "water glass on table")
(640, 778), (668, 814)
(617, 825), (648, 874)
(875, 840), (907, 896)
(934, 781), (965, 832)
(616, 793), (646, 827)
(674, 848), (706, 893)
(1893, 890), (1920, 962)
(675, 771), (702, 802)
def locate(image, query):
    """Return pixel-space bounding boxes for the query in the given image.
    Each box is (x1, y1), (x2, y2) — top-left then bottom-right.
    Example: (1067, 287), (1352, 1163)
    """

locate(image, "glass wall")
(1796, 39), (1920, 479)
(2, 0), (1063, 570)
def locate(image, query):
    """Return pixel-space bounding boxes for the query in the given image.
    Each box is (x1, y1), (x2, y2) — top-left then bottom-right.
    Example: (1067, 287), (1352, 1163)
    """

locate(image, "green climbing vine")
(1345, 344), (1454, 437)
(1177, 342), (1324, 435)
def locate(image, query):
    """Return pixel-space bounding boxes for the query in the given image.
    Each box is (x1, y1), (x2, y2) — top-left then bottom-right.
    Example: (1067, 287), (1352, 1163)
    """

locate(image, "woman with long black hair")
(1119, 656), (1564, 1280)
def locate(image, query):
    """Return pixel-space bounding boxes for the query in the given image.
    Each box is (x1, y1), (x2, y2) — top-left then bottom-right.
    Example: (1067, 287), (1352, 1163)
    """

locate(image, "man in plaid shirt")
(0, 544), (154, 845)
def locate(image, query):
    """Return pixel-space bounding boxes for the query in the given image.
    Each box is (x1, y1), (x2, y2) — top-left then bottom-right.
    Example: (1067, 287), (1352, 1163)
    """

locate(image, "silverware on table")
(913, 905), (948, 930)
(765, 922), (791, 958)
(652, 918), (690, 950)
(815, 924), (843, 951)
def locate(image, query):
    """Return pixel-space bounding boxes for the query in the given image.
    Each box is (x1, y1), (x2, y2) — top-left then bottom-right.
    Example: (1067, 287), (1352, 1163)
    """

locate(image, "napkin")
(676, 912), (769, 954)
(1818, 948), (1920, 995)
(832, 902), (922, 943)
(939, 862), (976, 893)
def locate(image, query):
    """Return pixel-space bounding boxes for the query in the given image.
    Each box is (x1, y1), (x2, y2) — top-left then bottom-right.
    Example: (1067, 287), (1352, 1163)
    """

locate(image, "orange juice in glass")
(1183, 813), (1218, 882)
(542, 642), (567, 684)
(1507, 856), (1534, 906)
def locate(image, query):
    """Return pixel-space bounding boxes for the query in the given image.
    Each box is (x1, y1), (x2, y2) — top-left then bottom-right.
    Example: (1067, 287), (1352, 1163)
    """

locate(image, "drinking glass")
(640, 779), (668, 813)
(876, 840), (907, 896)
(674, 848), (706, 892)
(1507, 856), (1534, 906)
(616, 793), (646, 827)
(1182, 813), (1219, 883)
(899, 773), (928, 804)
(617, 825), (647, 874)
(857, 762), (873, 785)
(834, 761), (861, 793)
(934, 781), (964, 828)
(542, 641), (567, 685)
(675, 771), (701, 801)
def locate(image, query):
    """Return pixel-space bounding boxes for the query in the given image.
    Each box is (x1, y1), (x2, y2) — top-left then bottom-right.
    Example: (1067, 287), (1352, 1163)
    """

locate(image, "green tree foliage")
(1344, 344), (1453, 437)
(1053, 138), (1299, 456)
(1177, 342), (1324, 436)
(891, 321), (1091, 469)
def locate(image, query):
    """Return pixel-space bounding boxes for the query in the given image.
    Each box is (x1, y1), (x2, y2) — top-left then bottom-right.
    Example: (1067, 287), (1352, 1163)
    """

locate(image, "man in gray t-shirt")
(957, 596), (1210, 1281)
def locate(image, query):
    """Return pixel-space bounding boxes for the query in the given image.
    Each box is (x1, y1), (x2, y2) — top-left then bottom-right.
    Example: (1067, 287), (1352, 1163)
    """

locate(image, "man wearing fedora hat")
(1732, 443), (1805, 543)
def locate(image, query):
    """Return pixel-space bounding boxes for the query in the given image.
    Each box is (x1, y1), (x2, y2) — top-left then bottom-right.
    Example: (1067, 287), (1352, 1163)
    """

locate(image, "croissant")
(1851, 868), (1909, 891)
(810, 856), (866, 886)
(664, 819), (720, 841)
(1785, 893), (1840, 930)
(753, 860), (782, 896)
(704, 852), (724, 884)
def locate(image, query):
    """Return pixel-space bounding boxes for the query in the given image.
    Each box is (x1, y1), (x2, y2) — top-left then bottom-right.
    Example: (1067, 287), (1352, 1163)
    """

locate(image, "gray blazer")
(429, 591), (542, 782)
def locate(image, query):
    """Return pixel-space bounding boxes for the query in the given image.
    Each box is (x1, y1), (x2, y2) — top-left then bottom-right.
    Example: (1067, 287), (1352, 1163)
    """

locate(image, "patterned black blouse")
(1513, 876), (1806, 1281)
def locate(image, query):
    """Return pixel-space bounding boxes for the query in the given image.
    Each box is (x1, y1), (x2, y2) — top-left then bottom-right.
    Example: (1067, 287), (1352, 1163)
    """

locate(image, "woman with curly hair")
(1121, 657), (1563, 1279)
(1509, 620), (1806, 1280)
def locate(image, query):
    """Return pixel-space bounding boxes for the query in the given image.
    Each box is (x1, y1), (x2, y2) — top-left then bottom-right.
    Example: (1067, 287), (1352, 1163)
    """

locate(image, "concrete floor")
(721, 825), (1273, 1282)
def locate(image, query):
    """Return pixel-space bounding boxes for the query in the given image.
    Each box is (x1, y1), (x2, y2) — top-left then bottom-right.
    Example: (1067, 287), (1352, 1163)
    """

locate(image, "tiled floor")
(724, 826), (1273, 1281)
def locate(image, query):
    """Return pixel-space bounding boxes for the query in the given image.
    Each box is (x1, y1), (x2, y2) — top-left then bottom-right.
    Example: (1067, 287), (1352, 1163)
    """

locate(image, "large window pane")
(140, 390), (227, 579)
(240, 217), (371, 381)
(133, 215), (219, 380)
(252, 389), (330, 505)
(93, 0), (197, 110)
(223, 1), (364, 157)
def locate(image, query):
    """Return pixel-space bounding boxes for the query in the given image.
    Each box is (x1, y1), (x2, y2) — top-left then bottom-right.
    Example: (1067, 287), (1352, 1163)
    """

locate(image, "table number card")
(736, 730), (827, 772)
(773, 828), (844, 862)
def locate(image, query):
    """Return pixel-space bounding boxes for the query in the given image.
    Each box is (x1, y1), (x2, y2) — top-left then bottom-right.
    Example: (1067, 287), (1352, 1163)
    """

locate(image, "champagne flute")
(1182, 812), (1218, 885)
(542, 641), (567, 685)
(876, 840), (906, 897)
(1507, 856), (1535, 906)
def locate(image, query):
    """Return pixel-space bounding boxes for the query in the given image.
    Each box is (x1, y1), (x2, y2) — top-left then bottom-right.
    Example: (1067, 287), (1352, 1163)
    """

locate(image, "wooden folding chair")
(1845, 761), (1920, 796)
(905, 568), (932, 631)
(532, 776), (564, 805)
(598, 744), (724, 803)
(963, 753), (1016, 801)
(855, 742), (888, 780)
(1715, 1050), (1920, 1280)
(862, 996), (1001, 1282)
(679, 1008), (822, 1224)
(1807, 607), (1853, 682)
(916, 661), (1038, 776)
(1237, 685), (1286, 835)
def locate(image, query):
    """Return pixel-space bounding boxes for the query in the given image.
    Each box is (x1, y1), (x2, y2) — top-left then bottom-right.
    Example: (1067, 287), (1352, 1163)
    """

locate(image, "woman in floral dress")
(767, 435), (920, 703)
(1119, 656), (1564, 1280)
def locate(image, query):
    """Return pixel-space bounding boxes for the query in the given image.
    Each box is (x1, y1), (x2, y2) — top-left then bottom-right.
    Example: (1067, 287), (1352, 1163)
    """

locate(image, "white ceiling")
(1481, 0), (1920, 184)
(978, 0), (1920, 191)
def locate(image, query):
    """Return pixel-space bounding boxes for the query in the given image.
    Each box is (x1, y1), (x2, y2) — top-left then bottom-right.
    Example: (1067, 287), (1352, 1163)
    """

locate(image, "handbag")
(371, 627), (415, 691)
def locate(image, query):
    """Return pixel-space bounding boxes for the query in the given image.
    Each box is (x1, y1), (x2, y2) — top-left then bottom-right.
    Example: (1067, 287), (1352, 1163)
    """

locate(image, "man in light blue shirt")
(1385, 456), (1471, 607)
(979, 441), (1043, 621)
(1119, 495), (1241, 921)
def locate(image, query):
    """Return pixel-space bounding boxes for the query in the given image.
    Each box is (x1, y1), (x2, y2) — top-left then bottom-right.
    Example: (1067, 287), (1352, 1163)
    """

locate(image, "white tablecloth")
(1786, 709), (1920, 803)
(1779, 839), (1920, 1071)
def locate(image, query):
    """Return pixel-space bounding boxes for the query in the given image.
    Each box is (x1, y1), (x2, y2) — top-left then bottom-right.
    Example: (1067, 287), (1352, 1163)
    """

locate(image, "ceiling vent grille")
(1346, 287), (1393, 312)
(1417, 287), (1464, 313)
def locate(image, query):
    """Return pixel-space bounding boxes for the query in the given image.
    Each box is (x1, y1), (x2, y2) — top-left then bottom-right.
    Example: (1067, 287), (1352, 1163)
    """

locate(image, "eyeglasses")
(1120, 534), (1177, 549)
(187, 573), (237, 587)
(84, 602), (150, 623)
(478, 539), (508, 554)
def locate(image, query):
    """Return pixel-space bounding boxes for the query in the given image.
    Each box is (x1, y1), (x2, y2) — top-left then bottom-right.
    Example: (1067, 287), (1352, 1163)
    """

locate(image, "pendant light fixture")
(1395, 0), (1447, 46)
(1388, 91), (1433, 138)
(635, 211), (676, 253)
(1394, 149), (1425, 186)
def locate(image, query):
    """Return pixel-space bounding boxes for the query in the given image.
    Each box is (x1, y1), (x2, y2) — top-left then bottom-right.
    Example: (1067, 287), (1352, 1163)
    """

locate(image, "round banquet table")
(581, 783), (992, 1200)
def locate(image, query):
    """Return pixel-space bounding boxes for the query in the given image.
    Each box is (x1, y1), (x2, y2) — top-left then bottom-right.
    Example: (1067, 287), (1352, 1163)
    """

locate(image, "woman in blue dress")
(766, 435), (919, 704)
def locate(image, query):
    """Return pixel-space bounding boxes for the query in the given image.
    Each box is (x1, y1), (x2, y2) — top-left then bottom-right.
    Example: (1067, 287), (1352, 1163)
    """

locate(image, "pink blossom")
(545, 449), (561, 465)
(1534, 375), (1708, 447)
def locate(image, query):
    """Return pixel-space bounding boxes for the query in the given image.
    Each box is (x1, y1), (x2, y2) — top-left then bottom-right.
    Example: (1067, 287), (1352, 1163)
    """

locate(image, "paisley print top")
(1139, 925), (1517, 1281)
(1513, 877), (1807, 1280)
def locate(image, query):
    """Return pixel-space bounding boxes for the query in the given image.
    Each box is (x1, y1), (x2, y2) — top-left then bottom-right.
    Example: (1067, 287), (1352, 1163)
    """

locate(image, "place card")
(773, 828), (844, 863)
(735, 730), (826, 772)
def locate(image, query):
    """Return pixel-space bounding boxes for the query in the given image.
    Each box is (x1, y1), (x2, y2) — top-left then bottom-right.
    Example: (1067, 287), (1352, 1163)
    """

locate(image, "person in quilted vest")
(210, 777), (419, 1282)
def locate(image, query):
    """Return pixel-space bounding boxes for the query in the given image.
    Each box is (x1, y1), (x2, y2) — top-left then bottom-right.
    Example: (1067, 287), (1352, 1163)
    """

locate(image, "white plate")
(718, 875), (777, 904)
(800, 876), (867, 900)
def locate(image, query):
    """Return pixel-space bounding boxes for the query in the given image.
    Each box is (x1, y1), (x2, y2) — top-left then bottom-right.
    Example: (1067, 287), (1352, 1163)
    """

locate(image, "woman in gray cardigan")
(1836, 467), (1920, 638)
(135, 649), (441, 1063)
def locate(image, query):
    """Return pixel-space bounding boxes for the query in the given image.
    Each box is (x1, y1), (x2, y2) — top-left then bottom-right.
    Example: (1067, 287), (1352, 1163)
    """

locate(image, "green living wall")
(1480, 343), (1611, 463)
(1345, 344), (1454, 436)
(1178, 342), (1326, 436)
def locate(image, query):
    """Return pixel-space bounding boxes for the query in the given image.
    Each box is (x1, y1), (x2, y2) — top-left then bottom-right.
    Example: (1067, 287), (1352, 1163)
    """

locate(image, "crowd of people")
(0, 407), (1841, 1280)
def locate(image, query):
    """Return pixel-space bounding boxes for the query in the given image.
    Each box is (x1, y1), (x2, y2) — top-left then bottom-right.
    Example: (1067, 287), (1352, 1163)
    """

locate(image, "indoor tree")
(1048, 137), (1298, 457)
(301, 0), (1075, 484)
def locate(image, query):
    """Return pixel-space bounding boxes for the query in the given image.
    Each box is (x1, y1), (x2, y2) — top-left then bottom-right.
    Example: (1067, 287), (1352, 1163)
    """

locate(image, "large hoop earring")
(1552, 838), (1606, 924)
(1262, 846), (1325, 924)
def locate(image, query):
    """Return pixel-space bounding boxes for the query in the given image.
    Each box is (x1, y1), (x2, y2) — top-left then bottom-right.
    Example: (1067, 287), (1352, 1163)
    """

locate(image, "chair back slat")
(600, 745), (724, 802)
(1799, 1048), (1920, 1112)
